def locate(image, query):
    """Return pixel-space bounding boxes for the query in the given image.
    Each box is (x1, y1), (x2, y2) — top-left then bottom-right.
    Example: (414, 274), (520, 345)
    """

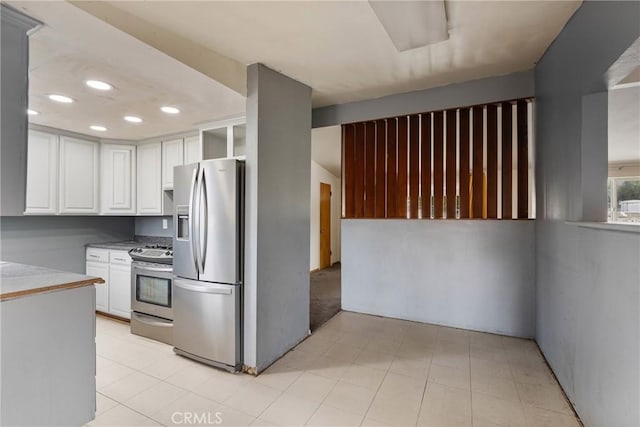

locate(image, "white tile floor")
(91, 312), (581, 427)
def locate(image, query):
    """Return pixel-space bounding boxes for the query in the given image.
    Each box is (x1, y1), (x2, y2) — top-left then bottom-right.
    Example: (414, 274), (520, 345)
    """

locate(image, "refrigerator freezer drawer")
(173, 278), (241, 371)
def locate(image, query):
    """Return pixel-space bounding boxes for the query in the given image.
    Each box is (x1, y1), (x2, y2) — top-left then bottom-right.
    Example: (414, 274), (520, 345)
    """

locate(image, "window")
(608, 177), (640, 223)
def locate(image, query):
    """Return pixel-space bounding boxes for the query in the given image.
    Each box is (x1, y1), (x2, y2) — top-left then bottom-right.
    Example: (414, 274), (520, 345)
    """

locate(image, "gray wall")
(312, 70), (534, 127)
(343, 220), (536, 338)
(0, 6), (39, 215)
(0, 216), (134, 273)
(535, 2), (640, 426)
(135, 216), (173, 237)
(245, 64), (311, 372)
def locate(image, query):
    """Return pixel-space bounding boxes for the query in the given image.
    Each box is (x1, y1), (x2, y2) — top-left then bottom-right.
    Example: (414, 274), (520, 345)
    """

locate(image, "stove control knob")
(165, 251), (171, 256)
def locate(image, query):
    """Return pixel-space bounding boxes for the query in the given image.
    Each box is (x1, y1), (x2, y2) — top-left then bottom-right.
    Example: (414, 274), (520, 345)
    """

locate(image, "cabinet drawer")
(109, 251), (132, 265)
(86, 248), (109, 263)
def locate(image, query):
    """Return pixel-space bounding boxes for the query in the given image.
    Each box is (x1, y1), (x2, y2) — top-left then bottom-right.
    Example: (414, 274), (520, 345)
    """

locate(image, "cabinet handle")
(113, 258), (127, 262)
(89, 254), (100, 259)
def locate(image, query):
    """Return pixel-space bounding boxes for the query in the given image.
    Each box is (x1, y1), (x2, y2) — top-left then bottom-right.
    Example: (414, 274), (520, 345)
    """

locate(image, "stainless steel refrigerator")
(172, 158), (244, 372)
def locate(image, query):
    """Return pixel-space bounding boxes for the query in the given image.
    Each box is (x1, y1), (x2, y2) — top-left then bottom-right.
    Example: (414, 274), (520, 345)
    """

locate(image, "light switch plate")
(162, 218), (168, 229)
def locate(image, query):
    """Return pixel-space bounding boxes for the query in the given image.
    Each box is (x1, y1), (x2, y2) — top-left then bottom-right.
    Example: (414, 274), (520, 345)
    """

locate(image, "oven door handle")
(134, 266), (173, 273)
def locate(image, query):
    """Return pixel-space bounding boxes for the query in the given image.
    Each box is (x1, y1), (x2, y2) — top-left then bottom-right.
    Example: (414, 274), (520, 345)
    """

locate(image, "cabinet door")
(101, 144), (136, 215)
(108, 262), (131, 319)
(86, 261), (109, 313)
(25, 130), (58, 214)
(162, 138), (184, 190)
(184, 135), (202, 165)
(137, 142), (162, 215)
(59, 136), (99, 214)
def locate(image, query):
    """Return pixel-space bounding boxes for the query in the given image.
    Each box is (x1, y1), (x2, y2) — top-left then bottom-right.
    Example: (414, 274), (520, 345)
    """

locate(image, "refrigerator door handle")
(189, 167), (199, 274)
(195, 166), (206, 274)
(200, 168), (208, 271)
(175, 280), (233, 295)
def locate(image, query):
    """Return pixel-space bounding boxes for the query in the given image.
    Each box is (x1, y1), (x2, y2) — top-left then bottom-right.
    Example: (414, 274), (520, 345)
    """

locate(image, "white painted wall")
(342, 219), (536, 338)
(309, 160), (341, 270)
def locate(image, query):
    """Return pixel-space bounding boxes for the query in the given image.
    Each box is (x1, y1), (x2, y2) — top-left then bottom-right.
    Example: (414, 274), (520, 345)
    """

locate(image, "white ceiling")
(10, 1), (245, 141)
(312, 126), (342, 178)
(89, 0), (581, 107)
(609, 84), (640, 164)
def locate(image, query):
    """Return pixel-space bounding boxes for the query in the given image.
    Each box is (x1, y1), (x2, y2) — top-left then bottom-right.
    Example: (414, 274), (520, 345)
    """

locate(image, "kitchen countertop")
(86, 241), (140, 251)
(0, 261), (105, 301)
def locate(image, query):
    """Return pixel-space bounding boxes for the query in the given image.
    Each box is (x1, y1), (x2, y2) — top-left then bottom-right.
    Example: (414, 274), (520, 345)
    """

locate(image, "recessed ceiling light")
(48, 94), (73, 103)
(161, 106), (180, 114)
(90, 125), (107, 132)
(86, 80), (113, 91)
(124, 115), (142, 123)
(27, 109), (39, 115)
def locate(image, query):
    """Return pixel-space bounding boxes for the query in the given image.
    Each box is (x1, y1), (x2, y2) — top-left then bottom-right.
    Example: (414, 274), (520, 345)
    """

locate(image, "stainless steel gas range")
(129, 244), (174, 345)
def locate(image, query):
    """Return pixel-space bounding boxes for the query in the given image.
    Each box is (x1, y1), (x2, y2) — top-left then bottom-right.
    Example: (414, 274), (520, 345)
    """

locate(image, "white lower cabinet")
(86, 248), (131, 319)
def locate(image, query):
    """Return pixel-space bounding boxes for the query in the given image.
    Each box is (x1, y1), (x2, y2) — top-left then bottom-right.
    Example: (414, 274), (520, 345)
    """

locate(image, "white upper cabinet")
(200, 117), (246, 160)
(25, 130), (58, 214)
(137, 142), (162, 215)
(59, 136), (100, 214)
(184, 135), (201, 165)
(162, 138), (184, 190)
(101, 144), (136, 215)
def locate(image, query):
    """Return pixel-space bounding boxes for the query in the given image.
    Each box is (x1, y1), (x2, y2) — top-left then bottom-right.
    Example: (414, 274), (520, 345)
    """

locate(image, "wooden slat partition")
(364, 122), (376, 217)
(421, 113), (432, 218)
(343, 124), (355, 218)
(375, 120), (386, 218)
(472, 106), (484, 219)
(354, 123), (365, 218)
(409, 115), (420, 218)
(397, 116), (408, 218)
(486, 105), (498, 218)
(458, 109), (470, 219)
(501, 102), (513, 219)
(517, 100), (529, 219)
(341, 97), (533, 220)
(386, 119), (397, 218)
(445, 110), (457, 219)
(433, 111), (444, 219)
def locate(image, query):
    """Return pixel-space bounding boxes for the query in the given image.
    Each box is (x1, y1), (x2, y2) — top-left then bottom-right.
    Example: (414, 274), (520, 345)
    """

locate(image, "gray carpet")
(310, 263), (341, 331)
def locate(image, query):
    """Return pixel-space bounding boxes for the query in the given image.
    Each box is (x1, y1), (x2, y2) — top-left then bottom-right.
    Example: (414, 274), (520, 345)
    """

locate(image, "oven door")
(131, 262), (173, 320)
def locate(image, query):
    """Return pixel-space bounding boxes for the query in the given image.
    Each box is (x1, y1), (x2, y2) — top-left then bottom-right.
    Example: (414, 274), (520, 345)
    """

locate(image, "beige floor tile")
(470, 346), (509, 363)
(89, 404), (159, 426)
(333, 330), (372, 349)
(360, 415), (395, 426)
(164, 363), (221, 391)
(472, 392), (528, 427)
(510, 362), (557, 386)
(96, 360), (136, 389)
(524, 404), (580, 427)
(363, 337), (402, 355)
(215, 403), (256, 426)
(366, 390), (421, 427)
(322, 341), (363, 363)
(516, 382), (572, 415)
(469, 331), (506, 350)
(223, 380), (282, 417)
(99, 371), (161, 403)
(306, 355), (351, 380)
(432, 347), (470, 371)
(377, 371), (426, 401)
(250, 417), (278, 426)
(259, 393), (320, 426)
(150, 392), (220, 426)
(284, 372), (337, 404)
(340, 364), (387, 390)
(305, 404), (363, 426)
(471, 357), (513, 380)
(123, 381), (188, 417)
(389, 353), (431, 380)
(471, 372), (520, 402)
(353, 349), (395, 371)
(139, 355), (190, 380)
(253, 362), (304, 391)
(192, 373), (252, 403)
(96, 392), (118, 415)
(417, 382), (471, 427)
(428, 364), (471, 391)
(322, 380), (376, 416)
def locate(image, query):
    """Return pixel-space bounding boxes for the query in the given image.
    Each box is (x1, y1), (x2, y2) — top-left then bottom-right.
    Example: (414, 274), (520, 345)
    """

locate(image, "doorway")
(319, 182), (331, 269)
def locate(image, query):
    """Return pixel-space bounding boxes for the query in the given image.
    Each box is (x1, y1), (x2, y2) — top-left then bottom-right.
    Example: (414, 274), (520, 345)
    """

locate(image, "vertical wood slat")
(342, 124), (355, 218)
(364, 122), (376, 217)
(396, 116), (408, 218)
(458, 109), (470, 219)
(517, 100), (529, 219)
(433, 111), (444, 219)
(354, 122), (365, 218)
(375, 120), (386, 218)
(472, 106), (484, 218)
(386, 119), (397, 218)
(409, 115), (420, 219)
(501, 102), (513, 219)
(446, 110), (457, 219)
(420, 113), (432, 218)
(486, 105), (498, 218)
